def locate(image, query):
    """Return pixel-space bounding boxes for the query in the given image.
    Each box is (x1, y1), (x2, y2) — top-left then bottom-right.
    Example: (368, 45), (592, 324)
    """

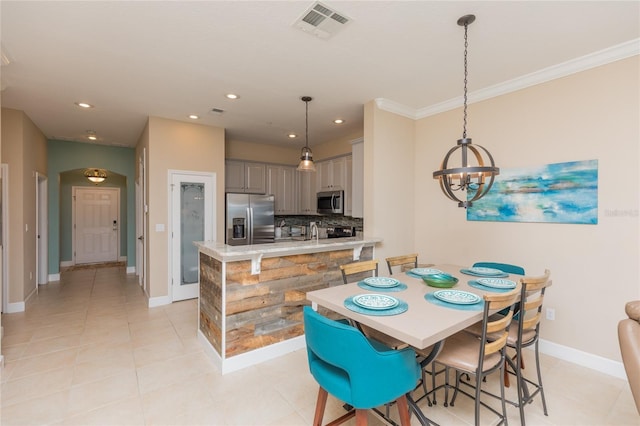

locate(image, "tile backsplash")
(275, 215), (363, 232)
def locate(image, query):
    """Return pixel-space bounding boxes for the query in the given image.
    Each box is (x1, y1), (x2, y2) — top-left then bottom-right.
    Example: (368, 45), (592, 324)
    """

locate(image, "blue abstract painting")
(467, 159), (598, 224)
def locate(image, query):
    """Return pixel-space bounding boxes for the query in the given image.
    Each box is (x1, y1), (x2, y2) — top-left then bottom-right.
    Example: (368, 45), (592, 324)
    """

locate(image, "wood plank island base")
(195, 237), (382, 374)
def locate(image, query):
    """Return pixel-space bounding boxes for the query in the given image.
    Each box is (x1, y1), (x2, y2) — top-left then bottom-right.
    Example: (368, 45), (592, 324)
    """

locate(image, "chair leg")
(313, 387), (328, 426)
(396, 395), (412, 426)
(534, 342), (548, 416)
(355, 409), (368, 426)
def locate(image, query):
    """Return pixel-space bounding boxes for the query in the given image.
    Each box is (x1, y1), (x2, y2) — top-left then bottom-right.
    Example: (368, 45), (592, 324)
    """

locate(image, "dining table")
(305, 263), (523, 426)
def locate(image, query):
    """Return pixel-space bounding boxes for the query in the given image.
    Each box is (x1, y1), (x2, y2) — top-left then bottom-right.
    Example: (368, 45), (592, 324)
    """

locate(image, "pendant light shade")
(297, 96), (316, 172)
(432, 15), (499, 208)
(84, 168), (107, 184)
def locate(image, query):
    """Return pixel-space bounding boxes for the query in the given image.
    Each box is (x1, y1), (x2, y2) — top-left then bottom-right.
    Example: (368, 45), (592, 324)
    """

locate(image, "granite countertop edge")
(195, 236), (383, 262)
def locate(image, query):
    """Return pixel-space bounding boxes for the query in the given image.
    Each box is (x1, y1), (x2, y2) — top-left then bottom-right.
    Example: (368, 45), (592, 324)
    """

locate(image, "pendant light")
(297, 96), (316, 172)
(433, 15), (499, 208)
(84, 168), (107, 184)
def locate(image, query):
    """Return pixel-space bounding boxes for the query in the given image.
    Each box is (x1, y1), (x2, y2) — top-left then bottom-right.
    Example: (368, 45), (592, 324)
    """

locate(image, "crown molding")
(377, 38), (640, 120)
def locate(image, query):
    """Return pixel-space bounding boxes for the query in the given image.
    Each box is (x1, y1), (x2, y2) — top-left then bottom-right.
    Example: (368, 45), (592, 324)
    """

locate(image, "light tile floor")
(1, 265), (637, 425)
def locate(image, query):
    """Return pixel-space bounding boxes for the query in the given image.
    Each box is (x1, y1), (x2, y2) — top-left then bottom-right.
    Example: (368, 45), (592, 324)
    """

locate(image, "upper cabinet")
(225, 160), (266, 193)
(267, 165), (297, 214)
(317, 156), (347, 191)
(297, 170), (318, 215)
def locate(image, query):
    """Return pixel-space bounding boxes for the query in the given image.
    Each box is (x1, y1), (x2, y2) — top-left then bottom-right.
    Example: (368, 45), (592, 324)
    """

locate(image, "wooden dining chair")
(339, 259), (406, 351)
(432, 290), (519, 426)
(385, 254), (418, 275)
(339, 259), (379, 284)
(505, 269), (551, 424)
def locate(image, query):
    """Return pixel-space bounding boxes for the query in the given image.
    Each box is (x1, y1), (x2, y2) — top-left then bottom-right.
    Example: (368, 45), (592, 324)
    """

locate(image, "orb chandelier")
(297, 96), (316, 172)
(84, 168), (107, 184)
(433, 15), (499, 208)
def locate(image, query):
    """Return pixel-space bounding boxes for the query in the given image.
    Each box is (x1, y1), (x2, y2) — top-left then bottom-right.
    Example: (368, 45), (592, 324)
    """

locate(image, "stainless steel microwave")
(317, 190), (344, 215)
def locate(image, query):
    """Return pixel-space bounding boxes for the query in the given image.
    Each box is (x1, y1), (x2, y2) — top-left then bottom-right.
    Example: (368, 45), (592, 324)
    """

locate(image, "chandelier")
(297, 96), (316, 172)
(84, 168), (107, 184)
(432, 15), (499, 208)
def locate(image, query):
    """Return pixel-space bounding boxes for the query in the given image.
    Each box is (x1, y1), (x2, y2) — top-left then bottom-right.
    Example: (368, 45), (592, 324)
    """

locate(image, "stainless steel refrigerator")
(225, 193), (275, 245)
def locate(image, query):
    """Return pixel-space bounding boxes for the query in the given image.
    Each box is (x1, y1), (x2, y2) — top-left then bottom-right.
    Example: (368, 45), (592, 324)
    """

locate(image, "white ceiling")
(1, 1), (638, 149)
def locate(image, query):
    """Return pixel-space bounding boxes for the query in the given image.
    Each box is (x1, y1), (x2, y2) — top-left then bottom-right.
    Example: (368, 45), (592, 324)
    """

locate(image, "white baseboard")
(48, 273), (60, 282)
(126, 266), (135, 274)
(198, 330), (306, 375)
(148, 295), (171, 308)
(539, 338), (626, 380)
(60, 260), (73, 268)
(119, 256), (127, 262)
(5, 301), (25, 313)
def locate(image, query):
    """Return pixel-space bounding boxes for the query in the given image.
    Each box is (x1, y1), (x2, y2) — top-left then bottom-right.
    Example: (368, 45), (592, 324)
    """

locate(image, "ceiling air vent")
(293, 1), (351, 39)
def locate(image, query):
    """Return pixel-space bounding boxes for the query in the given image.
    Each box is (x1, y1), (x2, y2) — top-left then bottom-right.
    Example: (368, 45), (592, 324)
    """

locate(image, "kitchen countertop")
(195, 236), (382, 262)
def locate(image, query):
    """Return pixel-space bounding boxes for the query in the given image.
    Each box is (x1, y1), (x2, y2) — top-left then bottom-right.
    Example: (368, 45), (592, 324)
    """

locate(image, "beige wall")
(140, 116), (225, 300)
(363, 101), (416, 260)
(365, 56), (639, 362)
(1, 108), (47, 304)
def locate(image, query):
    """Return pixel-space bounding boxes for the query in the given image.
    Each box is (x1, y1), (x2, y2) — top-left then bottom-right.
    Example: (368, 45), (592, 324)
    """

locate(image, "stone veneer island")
(195, 236), (382, 374)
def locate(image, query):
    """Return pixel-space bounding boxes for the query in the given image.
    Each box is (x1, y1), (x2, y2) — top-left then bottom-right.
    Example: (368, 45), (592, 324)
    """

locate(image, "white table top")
(306, 264), (522, 350)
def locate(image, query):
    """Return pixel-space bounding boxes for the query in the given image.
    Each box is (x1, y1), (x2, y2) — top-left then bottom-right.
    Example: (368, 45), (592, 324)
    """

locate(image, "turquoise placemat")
(424, 292), (484, 311)
(459, 268), (509, 278)
(357, 281), (408, 292)
(344, 296), (409, 316)
(468, 280), (514, 293)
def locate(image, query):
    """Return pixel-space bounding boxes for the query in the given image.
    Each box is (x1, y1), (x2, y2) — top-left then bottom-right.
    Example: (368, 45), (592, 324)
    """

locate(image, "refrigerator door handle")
(247, 207), (253, 244)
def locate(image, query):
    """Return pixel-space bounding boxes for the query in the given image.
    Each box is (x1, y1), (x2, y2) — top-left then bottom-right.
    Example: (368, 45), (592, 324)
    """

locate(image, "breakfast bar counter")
(195, 236), (382, 373)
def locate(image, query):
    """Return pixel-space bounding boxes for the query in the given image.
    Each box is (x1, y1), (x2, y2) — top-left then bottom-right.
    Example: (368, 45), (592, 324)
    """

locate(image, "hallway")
(1, 266), (637, 425)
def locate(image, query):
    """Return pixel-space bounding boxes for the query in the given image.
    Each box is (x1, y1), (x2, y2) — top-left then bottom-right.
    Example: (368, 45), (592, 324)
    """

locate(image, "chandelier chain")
(462, 21), (469, 139)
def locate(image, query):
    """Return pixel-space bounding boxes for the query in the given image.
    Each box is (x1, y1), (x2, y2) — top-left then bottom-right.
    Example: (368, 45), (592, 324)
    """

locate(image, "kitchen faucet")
(310, 222), (319, 243)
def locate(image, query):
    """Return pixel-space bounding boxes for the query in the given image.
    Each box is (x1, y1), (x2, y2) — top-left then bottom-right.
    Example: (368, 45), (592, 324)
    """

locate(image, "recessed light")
(75, 102), (94, 108)
(225, 93), (239, 100)
(188, 114), (199, 120)
(288, 133), (297, 139)
(333, 119), (345, 124)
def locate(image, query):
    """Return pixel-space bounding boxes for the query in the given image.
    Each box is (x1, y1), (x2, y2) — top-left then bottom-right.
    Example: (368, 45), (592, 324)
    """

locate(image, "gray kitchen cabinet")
(267, 165), (297, 214)
(225, 160), (266, 193)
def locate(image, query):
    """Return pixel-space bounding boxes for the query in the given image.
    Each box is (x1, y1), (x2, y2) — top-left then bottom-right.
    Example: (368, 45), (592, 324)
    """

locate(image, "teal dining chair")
(472, 261), (525, 276)
(303, 306), (420, 426)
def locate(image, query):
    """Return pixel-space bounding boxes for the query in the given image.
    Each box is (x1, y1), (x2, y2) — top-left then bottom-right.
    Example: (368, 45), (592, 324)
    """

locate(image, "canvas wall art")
(467, 159), (598, 224)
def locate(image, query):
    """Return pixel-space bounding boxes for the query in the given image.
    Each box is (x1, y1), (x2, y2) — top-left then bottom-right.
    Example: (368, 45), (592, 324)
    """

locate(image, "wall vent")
(293, 1), (351, 39)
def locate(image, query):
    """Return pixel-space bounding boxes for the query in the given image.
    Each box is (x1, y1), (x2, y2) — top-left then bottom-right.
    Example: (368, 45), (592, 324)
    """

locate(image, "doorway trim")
(35, 173), (48, 285)
(1, 164), (8, 313)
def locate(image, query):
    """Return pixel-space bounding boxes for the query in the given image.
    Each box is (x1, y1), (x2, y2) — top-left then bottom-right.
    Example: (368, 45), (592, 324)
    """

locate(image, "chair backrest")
(473, 261), (525, 276)
(516, 269), (551, 343)
(619, 300), (640, 414)
(339, 259), (378, 284)
(480, 292), (519, 359)
(302, 307), (419, 408)
(385, 254), (418, 275)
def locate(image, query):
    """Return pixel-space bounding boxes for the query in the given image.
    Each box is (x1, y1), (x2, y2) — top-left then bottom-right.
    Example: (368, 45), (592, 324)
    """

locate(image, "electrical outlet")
(546, 308), (555, 321)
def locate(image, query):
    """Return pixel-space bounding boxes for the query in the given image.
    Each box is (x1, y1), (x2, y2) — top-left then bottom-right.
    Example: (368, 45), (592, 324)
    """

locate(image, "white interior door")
(74, 187), (120, 265)
(170, 171), (215, 301)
